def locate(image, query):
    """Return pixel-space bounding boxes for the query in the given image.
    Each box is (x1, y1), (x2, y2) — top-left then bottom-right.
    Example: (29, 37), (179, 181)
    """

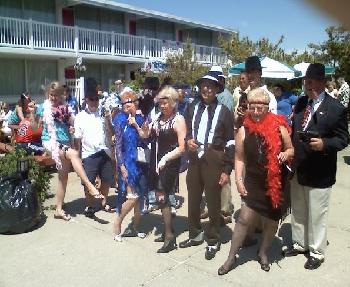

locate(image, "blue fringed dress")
(113, 112), (146, 213)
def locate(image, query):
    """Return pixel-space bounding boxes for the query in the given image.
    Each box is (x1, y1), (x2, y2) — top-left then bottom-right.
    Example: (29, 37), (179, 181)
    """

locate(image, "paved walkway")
(1, 147), (350, 287)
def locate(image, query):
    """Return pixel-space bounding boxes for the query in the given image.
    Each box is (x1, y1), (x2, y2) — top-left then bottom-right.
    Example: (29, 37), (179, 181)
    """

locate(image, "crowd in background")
(0, 57), (349, 274)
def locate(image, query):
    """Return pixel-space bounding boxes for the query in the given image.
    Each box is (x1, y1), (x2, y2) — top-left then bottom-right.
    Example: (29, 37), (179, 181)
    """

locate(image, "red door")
(129, 20), (136, 35)
(178, 30), (183, 42)
(65, 68), (75, 79)
(62, 7), (74, 26)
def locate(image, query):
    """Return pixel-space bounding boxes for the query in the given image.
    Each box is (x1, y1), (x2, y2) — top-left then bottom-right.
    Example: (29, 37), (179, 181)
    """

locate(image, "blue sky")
(117, 0), (339, 51)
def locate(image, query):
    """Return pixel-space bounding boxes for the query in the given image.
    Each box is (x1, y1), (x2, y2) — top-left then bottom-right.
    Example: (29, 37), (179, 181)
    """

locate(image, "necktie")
(302, 99), (313, 129)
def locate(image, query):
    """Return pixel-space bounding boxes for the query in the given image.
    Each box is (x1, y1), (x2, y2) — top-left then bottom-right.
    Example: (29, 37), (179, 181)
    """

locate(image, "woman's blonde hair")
(46, 81), (64, 99)
(156, 86), (179, 108)
(247, 88), (270, 104)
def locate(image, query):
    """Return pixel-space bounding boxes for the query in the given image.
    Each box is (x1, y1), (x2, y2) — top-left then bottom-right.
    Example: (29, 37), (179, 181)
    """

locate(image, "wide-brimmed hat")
(245, 56), (262, 72)
(305, 63), (325, 80)
(114, 79), (123, 85)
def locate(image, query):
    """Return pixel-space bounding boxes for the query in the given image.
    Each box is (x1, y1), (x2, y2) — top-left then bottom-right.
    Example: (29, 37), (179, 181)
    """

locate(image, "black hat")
(144, 77), (160, 90)
(84, 77), (102, 99)
(305, 63), (325, 80)
(245, 56), (262, 72)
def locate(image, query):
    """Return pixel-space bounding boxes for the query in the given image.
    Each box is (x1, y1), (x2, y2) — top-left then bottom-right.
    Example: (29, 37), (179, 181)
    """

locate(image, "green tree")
(161, 41), (208, 86)
(308, 26), (350, 81)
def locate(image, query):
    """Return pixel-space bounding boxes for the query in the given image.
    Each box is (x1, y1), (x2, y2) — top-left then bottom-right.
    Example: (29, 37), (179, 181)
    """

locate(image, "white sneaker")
(114, 233), (123, 242)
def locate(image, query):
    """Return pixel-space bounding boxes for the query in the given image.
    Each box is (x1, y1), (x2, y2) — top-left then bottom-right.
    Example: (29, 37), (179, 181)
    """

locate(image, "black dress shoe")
(179, 238), (204, 248)
(205, 242), (221, 260)
(157, 236), (177, 253)
(304, 257), (324, 270)
(282, 248), (309, 257)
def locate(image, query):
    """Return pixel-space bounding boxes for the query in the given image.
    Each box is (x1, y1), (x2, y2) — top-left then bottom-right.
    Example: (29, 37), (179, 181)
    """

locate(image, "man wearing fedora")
(235, 56), (277, 127)
(180, 74), (234, 260)
(203, 66), (235, 225)
(283, 63), (349, 269)
(74, 78), (115, 217)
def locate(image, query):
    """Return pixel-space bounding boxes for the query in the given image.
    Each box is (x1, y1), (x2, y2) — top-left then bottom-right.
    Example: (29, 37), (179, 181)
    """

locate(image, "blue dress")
(113, 112), (146, 212)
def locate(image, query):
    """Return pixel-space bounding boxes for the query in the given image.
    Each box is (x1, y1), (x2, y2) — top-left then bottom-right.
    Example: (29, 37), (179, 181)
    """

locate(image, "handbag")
(137, 147), (150, 163)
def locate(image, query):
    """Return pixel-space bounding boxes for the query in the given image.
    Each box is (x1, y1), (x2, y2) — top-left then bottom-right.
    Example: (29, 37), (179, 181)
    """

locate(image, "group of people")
(1, 56), (349, 274)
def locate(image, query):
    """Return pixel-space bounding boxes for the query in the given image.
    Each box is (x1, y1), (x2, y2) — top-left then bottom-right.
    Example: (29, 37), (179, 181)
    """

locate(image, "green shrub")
(0, 149), (51, 203)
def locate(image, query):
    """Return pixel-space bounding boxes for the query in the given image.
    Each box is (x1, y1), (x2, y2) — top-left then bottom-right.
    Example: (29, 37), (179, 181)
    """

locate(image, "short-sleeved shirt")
(74, 108), (110, 159)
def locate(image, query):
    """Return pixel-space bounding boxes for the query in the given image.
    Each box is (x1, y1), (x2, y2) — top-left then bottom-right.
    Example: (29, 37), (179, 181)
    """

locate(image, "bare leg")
(63, 148), (101, 198)
(100, 182), (111, 209)
(54, 157), (71, 220)
(258, 217), (278, 265)
(219, 205), (257, 272)
(133, 199), (142, 231)
(113, 196), (138, 236)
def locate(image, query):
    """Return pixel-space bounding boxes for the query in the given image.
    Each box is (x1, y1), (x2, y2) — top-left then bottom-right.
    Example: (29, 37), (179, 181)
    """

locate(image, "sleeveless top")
(149, 112), (181, 194)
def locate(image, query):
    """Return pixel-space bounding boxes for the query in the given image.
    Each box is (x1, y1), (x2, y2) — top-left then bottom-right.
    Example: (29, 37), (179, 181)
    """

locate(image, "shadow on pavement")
(343, 155), (350, 165)
(0, 213), (48, 235)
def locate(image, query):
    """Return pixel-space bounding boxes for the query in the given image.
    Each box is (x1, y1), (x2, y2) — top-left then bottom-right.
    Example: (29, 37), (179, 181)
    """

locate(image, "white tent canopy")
(260, 57), (296, 80)
(293, 62), (311, 77)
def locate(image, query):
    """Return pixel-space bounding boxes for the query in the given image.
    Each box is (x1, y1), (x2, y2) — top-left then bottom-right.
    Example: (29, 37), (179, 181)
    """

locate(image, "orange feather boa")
(243, 113), (291, 208)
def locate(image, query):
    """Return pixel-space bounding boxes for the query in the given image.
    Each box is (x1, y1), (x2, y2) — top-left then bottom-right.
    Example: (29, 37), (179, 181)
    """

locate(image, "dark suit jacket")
(292, 93), (349, 188)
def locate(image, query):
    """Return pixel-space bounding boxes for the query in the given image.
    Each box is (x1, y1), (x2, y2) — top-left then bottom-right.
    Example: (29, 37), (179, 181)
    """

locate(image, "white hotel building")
(0, 0), (234, 102)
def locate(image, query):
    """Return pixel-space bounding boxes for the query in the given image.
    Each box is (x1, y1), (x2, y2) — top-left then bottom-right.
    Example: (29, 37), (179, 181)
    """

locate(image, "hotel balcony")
(0, 16), (227, 66)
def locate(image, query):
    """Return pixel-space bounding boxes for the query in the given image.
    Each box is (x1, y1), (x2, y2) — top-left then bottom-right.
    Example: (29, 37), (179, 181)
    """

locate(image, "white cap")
(209, 65), (224, 73)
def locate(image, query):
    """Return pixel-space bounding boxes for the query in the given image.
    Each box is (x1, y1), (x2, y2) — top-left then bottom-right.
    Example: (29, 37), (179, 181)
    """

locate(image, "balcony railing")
(0, 16), (227, 65)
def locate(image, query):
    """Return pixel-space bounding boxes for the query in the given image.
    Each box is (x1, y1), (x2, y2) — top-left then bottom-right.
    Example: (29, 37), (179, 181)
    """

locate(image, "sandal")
(218, 259), (236, 276)
(101, 204), (113, 213)
(54, 210), (71, 221)
(257, 255), (270, 272)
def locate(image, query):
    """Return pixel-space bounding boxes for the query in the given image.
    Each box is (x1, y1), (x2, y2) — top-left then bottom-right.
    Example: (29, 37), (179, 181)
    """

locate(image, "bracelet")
(235, 178), (243, 183)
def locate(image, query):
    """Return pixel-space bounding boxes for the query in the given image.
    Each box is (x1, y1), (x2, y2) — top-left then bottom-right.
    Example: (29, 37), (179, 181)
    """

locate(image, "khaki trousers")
(290, 176), (332, 259)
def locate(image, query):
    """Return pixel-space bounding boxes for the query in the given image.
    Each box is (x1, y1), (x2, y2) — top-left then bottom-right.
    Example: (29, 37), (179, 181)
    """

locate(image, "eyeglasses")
(247, 105), (268, 112)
